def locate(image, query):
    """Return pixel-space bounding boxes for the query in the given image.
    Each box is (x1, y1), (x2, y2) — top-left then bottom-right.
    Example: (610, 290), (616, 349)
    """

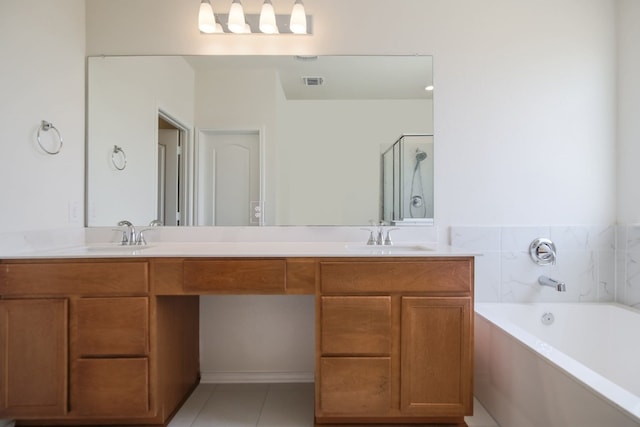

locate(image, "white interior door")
(158, 129), (181, 225)
(197, 130), (261, 226)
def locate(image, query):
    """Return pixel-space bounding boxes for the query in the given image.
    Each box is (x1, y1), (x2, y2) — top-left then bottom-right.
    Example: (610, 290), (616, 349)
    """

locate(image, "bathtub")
(474, 303), (640, 427)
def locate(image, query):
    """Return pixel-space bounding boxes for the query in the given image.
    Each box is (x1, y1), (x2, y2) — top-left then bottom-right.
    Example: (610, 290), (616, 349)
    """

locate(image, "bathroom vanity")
(0, 245), (473, 426)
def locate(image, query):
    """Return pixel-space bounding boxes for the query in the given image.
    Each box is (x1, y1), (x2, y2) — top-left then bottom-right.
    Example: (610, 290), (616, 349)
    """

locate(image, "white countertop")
(2, 241), (476, 259)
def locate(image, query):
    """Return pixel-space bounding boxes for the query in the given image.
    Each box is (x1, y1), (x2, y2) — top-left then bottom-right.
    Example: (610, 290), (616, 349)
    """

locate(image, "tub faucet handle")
(530, 238), (557, 265)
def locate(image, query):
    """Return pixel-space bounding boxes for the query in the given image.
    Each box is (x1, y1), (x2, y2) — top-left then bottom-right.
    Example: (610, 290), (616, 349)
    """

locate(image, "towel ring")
(111, 145), (127, 170)
(36, 120), (63, 155)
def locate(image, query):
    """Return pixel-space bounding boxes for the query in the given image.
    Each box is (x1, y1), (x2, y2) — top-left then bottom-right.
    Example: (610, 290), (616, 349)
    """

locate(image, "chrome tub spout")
(538, 275), (566, 292)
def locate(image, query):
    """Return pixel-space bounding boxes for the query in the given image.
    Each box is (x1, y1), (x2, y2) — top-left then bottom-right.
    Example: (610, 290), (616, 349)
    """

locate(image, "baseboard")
(200, 371), (314, 384)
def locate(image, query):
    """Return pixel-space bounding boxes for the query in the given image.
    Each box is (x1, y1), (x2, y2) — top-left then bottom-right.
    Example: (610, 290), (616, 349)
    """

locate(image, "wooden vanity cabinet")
(316, 257), (474, 425)
(0, 259), (199, 425)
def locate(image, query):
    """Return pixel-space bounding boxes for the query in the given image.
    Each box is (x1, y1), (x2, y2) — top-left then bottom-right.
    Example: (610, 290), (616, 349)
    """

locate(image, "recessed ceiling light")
(425, 85), (434, 91)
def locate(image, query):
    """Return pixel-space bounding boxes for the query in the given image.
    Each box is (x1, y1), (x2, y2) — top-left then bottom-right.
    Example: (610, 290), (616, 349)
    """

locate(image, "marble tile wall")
(451, 226), (616, 304)
(616, 225), (640, 309)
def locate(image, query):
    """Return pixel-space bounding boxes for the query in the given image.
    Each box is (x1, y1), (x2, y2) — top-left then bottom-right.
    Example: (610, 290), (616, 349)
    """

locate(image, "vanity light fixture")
(198, 0), (217, 33)
(198, 0), (311, 34)
(227, 0), (247, 33)
(259, 0), (278, 34)
(289, 0), (307, 34)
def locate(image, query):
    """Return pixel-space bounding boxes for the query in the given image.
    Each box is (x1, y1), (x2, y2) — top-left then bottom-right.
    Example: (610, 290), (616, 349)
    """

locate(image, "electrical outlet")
(68, 200), (81, 223)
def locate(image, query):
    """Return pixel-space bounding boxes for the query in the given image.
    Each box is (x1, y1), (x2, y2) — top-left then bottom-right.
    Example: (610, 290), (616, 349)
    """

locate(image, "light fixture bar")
(203, 13), (312, 34)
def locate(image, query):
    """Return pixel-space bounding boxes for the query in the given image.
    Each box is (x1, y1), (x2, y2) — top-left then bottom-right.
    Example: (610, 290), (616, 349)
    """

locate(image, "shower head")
(415, 149), (427, 162)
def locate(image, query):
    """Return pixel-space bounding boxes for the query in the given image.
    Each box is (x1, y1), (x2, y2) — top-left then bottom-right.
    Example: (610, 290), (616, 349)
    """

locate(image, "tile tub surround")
(451, 225), (616, 303)
(616, 224), (640, 308)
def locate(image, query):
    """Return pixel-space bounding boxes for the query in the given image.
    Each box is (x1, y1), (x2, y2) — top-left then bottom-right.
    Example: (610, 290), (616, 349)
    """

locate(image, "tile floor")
(168, 383), (499, 427)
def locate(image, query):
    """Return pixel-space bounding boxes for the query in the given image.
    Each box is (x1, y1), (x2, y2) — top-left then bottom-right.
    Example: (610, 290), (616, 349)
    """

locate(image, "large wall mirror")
(86, 55), (433, 227)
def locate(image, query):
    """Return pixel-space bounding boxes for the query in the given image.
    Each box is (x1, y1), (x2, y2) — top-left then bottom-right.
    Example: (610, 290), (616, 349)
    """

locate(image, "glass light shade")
(227, 0), (246, 34)
(259, 0), (278, 34)
(289, 0), (307, 34)
(198, 0), (216, 33)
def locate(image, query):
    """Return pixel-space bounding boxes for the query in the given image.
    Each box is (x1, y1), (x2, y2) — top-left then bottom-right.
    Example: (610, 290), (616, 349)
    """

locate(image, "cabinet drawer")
(184, 259), (286, 293)
(74, 297), (148, 357)
(0, 261), (149, 296)
(320, 258), (473, 294)
(321, 296), (391, 355)
(319, 357), (392, 414)
(71, 358), (149, 416)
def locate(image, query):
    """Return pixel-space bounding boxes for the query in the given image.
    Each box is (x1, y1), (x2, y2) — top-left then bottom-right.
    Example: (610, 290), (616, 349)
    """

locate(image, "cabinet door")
(400, 297), (472, 416)
(0, 299), (68, 417)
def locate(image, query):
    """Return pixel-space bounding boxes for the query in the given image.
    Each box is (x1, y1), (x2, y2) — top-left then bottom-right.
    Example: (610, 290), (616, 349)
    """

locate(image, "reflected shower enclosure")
(381, 134), (434, 225)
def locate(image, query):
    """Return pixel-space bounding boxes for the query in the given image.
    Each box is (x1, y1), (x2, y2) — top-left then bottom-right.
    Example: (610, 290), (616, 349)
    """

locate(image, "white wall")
(617, 0), (640, 224)
(86, 0), (618, 231)
(277, 99), (431, 225)
(0, 0), (85, 233)
(86, 56), (195, 226)
(84, 0), (619, 381)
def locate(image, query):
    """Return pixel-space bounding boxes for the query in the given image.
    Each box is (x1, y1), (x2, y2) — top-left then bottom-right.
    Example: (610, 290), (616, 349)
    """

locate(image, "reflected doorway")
(158, 113), (189, 226)
(196, 129), (262, 226)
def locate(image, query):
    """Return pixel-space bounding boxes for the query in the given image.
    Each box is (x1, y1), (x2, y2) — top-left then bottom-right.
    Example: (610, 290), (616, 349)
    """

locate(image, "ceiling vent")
(302, 76), (324, 86)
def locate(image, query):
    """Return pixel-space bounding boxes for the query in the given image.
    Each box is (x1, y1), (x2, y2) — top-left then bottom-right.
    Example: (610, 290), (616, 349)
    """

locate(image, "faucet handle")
(384, 228), (400, 245)
(529, 238), (557, 265)
(360, 228), (376, 245)
(112, 229), (128, 245)
(136, 227), (160, 245)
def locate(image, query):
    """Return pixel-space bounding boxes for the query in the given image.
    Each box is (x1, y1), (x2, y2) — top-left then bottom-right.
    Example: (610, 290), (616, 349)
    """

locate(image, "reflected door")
(197, 130), (261, 226)
(158, 129), (181, 225)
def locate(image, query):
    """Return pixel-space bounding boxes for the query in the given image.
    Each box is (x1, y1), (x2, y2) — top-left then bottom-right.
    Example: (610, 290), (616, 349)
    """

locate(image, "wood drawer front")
(321, 296), (391, 356)
(0, 261), (148, 296)
(320, 258), (473, 294)
(319, 357), (392, 414)
(183, 259), (286, 293)
(75, 297), (149, 357)
(71, 358), (149, 416)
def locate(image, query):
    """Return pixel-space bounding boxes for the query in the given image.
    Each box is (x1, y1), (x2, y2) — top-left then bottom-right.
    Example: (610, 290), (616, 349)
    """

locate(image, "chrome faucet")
(117, 220), (136, 245)
(363, 221), (398, 246)
(136, 220), (163, 245)
(116, 219), (162, 246)
(538, 275), (566, 292)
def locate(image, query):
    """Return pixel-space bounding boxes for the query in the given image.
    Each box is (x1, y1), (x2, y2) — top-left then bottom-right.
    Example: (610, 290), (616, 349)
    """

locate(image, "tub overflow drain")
(541, 312), (555, 325)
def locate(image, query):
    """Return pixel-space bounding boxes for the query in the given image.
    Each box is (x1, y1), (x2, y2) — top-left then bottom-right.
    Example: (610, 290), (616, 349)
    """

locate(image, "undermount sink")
(69, 244), (152, 253)
(344, 243), (434, 252)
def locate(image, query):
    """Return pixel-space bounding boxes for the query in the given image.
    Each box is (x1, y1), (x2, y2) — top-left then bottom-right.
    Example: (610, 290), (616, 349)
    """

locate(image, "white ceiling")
(185, 55), (433, 100)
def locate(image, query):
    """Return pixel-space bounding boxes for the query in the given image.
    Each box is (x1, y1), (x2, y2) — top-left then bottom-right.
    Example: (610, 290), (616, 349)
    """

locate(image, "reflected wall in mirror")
(86, 55), (433, 227)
